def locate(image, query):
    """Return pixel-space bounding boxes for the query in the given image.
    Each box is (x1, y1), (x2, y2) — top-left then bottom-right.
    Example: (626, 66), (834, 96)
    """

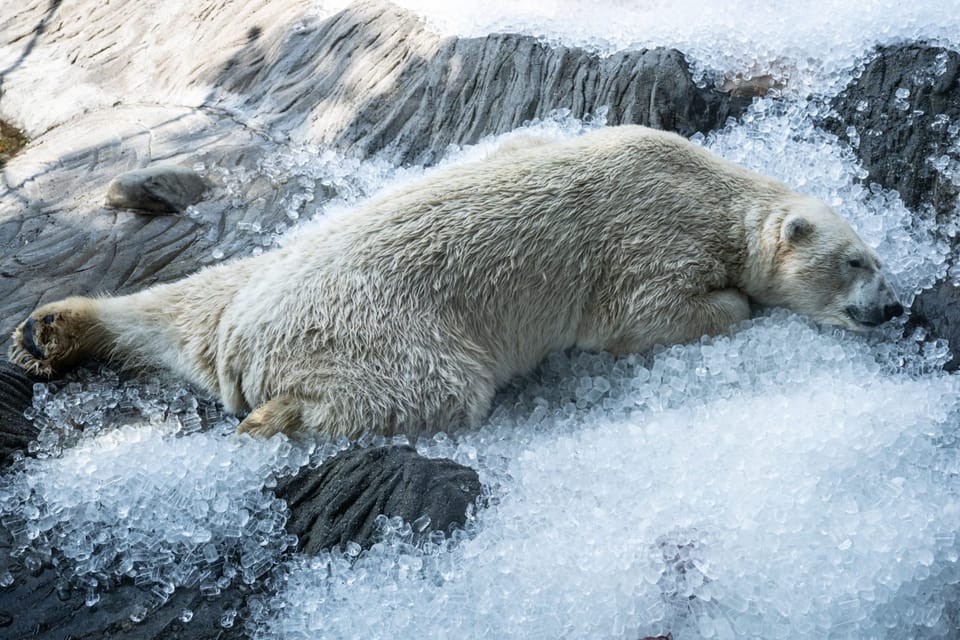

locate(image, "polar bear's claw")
(10, 313), (66, 377)
(20, 318), (45, 360)
(8, 299), (99, 378)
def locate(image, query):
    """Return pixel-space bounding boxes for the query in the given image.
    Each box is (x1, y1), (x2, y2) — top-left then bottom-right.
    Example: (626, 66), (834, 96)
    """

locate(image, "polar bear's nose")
(883, 302), (904, 321)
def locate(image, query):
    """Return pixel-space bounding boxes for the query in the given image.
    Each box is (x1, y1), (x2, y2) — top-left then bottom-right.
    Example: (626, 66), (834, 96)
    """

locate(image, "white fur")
(10, 126), (900, 438)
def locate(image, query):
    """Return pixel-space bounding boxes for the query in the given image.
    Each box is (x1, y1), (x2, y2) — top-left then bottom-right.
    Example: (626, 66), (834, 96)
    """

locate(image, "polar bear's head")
(751, 197), (903, 330)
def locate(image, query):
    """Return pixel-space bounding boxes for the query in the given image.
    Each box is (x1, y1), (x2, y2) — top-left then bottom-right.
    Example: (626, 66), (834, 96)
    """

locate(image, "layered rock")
(827, 44), (960, 371)
(827, 44), (960, 222)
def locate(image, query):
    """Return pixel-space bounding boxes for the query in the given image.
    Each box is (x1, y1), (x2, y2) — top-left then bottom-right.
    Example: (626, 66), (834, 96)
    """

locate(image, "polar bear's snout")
(845, 272), (903, 327)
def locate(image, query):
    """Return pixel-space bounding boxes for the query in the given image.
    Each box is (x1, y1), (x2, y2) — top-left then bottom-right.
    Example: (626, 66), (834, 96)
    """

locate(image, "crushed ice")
(0, 369), (328, 618)
(258, 319), (960, 638)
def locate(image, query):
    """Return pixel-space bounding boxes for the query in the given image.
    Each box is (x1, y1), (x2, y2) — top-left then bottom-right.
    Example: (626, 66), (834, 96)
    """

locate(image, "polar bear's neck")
(737, 195), (799, 305)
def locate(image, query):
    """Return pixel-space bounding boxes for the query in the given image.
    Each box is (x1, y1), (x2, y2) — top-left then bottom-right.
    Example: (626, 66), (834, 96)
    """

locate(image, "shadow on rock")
(210, 0), (752, 167)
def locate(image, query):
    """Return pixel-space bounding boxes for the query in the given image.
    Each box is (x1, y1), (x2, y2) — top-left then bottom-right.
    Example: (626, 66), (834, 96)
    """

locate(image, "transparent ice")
(0, 369), (335, 615)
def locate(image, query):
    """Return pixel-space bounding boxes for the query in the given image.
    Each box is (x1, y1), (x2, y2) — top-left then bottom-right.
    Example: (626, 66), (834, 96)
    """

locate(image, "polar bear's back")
(224, 126), (788, 407)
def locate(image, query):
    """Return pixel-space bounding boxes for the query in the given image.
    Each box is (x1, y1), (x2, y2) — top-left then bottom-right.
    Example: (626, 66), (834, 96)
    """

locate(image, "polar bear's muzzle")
(845, 301), (904, 327)
(844, 274), (904, 327)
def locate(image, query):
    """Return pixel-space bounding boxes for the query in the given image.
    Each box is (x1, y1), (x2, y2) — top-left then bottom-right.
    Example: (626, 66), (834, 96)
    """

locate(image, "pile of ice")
(0, 371), (324, 619)
(258, 314), (960, 639)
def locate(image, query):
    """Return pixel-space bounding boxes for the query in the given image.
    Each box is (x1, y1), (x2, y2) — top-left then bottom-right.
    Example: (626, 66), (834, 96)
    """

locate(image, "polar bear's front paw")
(237, 394), (305, 439)
(8, 300), (97, 377)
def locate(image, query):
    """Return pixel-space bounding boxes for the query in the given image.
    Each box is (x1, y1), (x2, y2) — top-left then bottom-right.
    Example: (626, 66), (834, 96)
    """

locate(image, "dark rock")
(336, 37), (748, 166)
(279, 445), (482, 554)
(0, 359), (39, 468)
(0, 522), (251, 640)
(218, 1), (751, 166)
(105, 164), (207, 214)
(827, 44), (960, 221)
(827, 44), (960, 371)
(907, 279), (960, 372)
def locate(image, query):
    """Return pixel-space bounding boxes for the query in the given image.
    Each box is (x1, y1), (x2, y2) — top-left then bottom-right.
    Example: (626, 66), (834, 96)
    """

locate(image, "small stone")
(277, 445), (482, 554)
(105, 164), (207, 214)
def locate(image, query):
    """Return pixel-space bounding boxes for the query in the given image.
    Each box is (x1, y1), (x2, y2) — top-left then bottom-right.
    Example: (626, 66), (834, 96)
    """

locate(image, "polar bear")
(9, 126), (902, 439)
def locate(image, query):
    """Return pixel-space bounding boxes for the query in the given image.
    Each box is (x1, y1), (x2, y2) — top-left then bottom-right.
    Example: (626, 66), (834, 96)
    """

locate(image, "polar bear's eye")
(848, 258), (864, 269)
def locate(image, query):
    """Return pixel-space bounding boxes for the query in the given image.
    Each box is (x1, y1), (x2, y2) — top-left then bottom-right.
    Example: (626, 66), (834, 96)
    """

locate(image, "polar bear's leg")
(236, 394), (306, 439)
(8, 297), (112, 377)
(660, 288), (751, 343)
(690, 288), (752, 333)
(611, 288), (751, 353)
(235, 392), (390, 440)
(237, 362), (497, 440)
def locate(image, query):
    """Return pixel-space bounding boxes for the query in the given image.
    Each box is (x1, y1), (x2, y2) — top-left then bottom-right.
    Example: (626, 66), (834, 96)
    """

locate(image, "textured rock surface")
(0, 532), (250, 640)
(105, 164), (208, 213)
(0, 360), (38, 467)
(827, 43), (960, 369)
(280, 445), (482, 554)
(0, 106), (285, 356)
(221, 4), (750, 165)
(827, 43), (960, 222)
(907, 280), (960, 372)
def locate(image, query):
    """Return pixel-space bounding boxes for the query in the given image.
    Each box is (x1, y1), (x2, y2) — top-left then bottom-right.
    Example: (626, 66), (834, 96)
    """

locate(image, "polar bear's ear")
(781, 214), (814, 244)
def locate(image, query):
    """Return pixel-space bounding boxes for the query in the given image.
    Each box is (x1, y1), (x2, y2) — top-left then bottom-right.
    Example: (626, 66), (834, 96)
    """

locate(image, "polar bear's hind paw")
(8, 299), (98, 378)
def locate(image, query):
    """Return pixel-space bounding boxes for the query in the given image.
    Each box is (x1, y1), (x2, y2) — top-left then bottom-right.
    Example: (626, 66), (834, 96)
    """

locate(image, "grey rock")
(0, 106), (299, 356)
(0, 488), (245, 634)
(906, 280), (960, 372)
(0, 360), (38, 467)
(279, 445), (482, 554)
(827, 44), (960, 223)
(0, 528), (251, 640)
(105, 164), (207, 214)
(827, 44), (960, 370)
(218, 2), (750, 166)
